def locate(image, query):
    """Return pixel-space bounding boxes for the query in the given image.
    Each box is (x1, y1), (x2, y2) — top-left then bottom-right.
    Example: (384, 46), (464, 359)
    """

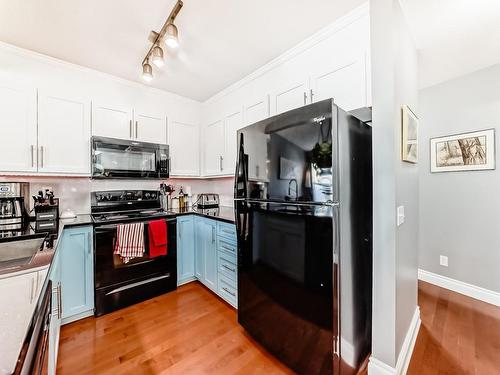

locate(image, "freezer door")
(235, 200), (338, 374)
(235, 99), (338, 204)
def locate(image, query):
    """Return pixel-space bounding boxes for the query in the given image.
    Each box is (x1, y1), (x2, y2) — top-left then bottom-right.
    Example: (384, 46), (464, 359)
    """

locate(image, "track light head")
(142, 62), (153, 82)
(164, 23), (179, 49)
(151, 45), (165, 67)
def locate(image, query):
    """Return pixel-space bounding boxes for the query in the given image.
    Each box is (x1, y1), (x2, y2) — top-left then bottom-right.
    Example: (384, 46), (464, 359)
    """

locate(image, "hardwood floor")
(57, 282), (293, 375)
(58, 280), (500, 374)
(407, 280), (500, 375)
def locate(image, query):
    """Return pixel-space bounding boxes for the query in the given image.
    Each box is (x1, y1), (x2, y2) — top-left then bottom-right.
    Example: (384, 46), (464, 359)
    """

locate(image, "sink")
(0, 236), (46, 270)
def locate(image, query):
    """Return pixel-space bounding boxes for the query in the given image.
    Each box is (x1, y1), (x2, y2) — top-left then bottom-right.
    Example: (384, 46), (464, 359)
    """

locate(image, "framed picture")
(430, 129), (496, 173)
(279, 157), (298, 179)
(402, 105), (418, 163)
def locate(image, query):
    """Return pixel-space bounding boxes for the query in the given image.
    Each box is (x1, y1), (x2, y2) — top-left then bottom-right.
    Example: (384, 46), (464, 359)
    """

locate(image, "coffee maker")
(0, 182), (30, 232)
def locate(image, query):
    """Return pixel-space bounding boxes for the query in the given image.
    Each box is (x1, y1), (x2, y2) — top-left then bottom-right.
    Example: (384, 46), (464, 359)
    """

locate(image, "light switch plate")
(397, 205), (405, 226)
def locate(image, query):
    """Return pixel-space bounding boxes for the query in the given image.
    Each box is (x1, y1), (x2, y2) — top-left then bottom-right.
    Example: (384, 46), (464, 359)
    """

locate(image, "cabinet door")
(60, 226), (94, 323)
(92, 102), (133, 139)
(168, 121), (200, 176)
(270, 77), (309, 115)
(134, 111), (167, 143)
(243, 95), (269, 126)
(203, 219), (218, 292)
(310, 55), (367, 111)
(48, 248), (62, 375)
(0, 83), (37, 173)
(0, 272), (37, 373)
(177, 215), (195, 285)
(38, 90), (91, 174)
(203, 120), (225, 175)
(223, 109), (243, 175)
(194, 216), (205, 280)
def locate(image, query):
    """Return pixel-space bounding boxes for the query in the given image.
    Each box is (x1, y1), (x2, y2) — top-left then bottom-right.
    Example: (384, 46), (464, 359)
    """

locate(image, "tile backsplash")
(0, 176), (234, 215)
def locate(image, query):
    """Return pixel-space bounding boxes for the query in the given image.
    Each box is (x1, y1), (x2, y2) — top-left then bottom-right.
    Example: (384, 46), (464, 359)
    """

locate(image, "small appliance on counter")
(197, 193), (219, 208)
(33, 189), (59, 235)
(0, 182), (30, 234)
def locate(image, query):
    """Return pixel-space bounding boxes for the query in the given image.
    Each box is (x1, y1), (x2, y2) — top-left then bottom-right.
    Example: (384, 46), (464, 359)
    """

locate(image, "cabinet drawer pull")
(221, 245), (235, 253)
(129, 120), (133, 138)
(222, 264), (235, 273)
(135, 121), (138, 138)
(39, 146), (44, 168)
(303, 92), (308, 105)
(222, 287), (236, 297)
(310, 88), (314, 103)
(30, 145), (35, 167)
(57, 283), (62, 319)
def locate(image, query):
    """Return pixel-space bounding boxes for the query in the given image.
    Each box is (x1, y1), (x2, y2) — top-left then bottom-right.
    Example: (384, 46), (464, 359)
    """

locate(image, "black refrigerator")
(234, 99), (372, 375)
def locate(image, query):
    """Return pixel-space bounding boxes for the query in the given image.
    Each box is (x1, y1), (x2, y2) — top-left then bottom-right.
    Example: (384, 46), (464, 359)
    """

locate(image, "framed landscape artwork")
(402, 105), (418, 163)
(430, 129), (496, 173)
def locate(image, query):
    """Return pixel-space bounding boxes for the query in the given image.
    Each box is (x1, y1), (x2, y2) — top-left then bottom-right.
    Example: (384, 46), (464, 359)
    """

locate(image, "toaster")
(197, 193), (220, 208)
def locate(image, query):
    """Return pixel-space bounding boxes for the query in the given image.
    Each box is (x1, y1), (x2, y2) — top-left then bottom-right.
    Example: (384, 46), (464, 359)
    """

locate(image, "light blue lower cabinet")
(177, 215), (196, 285)
(179, 215), (238, 308)
(59, 225), (94, 324)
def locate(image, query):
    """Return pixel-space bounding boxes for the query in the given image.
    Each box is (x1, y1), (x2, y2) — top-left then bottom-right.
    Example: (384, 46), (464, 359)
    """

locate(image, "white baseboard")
(418, 269), (500, 307)
(368, 306), (421, 375)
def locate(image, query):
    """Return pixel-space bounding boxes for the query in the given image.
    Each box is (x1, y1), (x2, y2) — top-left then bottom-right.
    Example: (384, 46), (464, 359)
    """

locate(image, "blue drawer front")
(217, 222), (236, 242)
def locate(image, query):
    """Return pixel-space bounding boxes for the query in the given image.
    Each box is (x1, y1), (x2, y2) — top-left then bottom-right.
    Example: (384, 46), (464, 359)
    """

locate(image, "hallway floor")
(408, 280), (500, 375)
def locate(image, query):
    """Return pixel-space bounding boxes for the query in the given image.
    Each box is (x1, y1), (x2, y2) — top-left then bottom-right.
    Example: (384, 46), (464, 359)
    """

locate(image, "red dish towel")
(148, 219), (168, 258)
(114, 222), (145, 264)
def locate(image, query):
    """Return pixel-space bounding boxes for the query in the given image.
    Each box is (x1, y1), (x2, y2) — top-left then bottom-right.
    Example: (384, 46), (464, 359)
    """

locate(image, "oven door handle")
(94, 218), (176, 232)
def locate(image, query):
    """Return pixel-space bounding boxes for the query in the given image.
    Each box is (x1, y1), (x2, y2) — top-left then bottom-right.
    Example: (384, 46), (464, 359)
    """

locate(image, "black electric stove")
(91, 190), (177, 316)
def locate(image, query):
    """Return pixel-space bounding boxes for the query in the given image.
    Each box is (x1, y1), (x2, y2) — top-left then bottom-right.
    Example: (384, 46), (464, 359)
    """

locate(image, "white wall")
(419, 63), (500, 293)
(369, 0), (419, 371)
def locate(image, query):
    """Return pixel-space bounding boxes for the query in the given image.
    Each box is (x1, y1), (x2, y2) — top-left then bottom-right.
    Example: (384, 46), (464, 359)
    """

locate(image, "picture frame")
(279, 157), (298, 179)
(401, 105), (418, 163)
(430, 129), (496, 173)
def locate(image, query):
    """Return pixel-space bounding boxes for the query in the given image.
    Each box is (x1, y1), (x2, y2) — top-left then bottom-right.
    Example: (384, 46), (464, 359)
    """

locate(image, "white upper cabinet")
(0, 83), (37, 173)
(168, 120), (200, 176)
(223, 109), (243, 175)
(270, 77), (310, 115)
(38, 90), (91, 175)
(310, 54), (367, 111)
(92, 102), (133, 140)
(133, 110), (167, 144)
(203, 120), (225, 176)
(92, 102), (167, 144)
(243, 95), (270, 126)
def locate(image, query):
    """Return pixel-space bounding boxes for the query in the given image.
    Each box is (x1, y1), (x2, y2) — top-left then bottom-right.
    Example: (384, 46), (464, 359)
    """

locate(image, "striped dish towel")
(114, 222), (145, 263)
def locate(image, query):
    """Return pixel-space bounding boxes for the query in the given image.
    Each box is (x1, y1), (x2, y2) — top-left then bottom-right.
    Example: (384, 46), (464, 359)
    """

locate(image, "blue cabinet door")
(194, 216), (205, 281)
(177, 215), (195, 285)
(60, 225), (94, 323)
(203, 219), (217, 292)
(48, 246), (61, 375)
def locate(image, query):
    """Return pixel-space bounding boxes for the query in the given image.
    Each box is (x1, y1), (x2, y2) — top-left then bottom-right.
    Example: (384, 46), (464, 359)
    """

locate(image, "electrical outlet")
(440, 255), (448, 267)
(397, 206), (405, 226)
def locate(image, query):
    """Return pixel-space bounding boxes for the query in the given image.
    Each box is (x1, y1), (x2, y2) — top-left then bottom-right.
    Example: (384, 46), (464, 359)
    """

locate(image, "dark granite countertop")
(166, 206), (235, 224)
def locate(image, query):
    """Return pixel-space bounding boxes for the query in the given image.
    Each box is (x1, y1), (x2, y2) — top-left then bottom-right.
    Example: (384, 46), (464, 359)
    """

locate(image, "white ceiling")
(0, 0), (365, 101)
(400, 0), (500, 88)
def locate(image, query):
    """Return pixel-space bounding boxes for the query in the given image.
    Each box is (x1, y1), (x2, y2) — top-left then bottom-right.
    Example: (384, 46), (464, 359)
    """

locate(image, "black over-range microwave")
(91, 136), (169, 179)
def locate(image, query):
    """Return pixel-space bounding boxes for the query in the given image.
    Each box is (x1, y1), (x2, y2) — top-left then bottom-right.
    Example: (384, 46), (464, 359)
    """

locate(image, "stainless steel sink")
(0, 236), (46, 270)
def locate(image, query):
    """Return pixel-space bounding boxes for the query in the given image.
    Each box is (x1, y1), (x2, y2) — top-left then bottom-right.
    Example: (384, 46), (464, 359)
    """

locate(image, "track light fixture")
(164, 23), (179, 49)
(142, 61), (153, 82)
(151, 45), (165, 67)
(140, 0), (183, 82)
